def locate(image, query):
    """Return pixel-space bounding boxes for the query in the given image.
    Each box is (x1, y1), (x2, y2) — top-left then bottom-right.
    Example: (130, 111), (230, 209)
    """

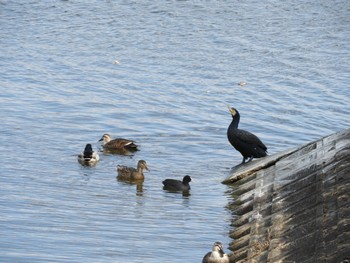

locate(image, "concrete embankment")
(223, 128), (350, 263)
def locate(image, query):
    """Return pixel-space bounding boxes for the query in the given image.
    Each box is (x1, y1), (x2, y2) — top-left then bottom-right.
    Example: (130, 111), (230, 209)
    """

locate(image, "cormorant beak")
(227, 105), (235, 115)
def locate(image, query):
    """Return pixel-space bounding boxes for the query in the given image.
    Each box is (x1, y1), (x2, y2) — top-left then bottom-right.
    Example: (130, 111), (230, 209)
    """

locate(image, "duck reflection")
(101, 147), (137, 156)
(116, 178), (144, 196)
(163, 189), (191, 197)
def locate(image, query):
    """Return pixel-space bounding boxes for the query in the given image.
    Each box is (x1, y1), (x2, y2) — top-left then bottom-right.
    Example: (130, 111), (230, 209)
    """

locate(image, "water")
(0, 1), (349, 262)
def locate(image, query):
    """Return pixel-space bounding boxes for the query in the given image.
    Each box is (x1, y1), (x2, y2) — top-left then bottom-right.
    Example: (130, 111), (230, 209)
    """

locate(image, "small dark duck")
(227, 106), (267, 164)
(77, 144), (100, 166)
(99, 133), (138, 152)
(117, 160), (149, 181)
(202, 242), (229, 263)
(162, 175), (192, 191)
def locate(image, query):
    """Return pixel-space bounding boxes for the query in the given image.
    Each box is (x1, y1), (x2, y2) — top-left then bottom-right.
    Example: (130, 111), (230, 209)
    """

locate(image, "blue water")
(1, 1), (349, 262)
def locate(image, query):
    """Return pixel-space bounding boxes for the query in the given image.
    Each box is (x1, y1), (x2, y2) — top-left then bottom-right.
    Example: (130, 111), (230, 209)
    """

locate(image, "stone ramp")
(223, 128), (350, 263)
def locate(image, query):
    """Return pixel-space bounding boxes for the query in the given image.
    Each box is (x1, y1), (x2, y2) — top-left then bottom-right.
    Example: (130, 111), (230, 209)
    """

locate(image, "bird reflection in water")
(117, 179), (144, 196)
(101, 147), (136, 156)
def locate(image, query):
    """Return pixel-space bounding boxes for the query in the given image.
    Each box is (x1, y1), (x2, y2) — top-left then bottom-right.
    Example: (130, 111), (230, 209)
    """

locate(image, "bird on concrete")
(227, 106), (267, 164)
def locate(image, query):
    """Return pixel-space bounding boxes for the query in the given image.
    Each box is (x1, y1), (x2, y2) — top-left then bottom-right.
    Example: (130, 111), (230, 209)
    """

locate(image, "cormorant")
(227, 106), (267, 164)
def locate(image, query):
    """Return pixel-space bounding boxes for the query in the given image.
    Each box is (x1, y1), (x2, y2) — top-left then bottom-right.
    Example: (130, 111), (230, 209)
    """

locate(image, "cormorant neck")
(230, 114), (240, 129)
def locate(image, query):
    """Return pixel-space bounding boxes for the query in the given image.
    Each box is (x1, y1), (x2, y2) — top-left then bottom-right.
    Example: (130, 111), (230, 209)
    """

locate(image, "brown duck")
(117, 160), (149, 181)
(99, 133), (138, 152)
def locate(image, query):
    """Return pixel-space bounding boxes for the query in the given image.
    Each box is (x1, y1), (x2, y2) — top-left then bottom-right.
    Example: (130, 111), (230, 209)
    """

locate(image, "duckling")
(162, 175), (191, 191)
(99, 133), (138, 152)
(117, 160), (149, 181)
(77, 144), (100, 166)
(202, 242), (229, 263)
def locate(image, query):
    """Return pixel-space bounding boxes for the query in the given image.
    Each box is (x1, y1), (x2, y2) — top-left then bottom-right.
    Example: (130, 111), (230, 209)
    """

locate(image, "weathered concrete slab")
(223, 128), (350, 263)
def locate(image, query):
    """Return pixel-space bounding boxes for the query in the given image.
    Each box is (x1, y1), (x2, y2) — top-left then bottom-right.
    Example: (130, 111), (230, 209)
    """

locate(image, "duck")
(227, 106), (267, 164)
(117, 160), (149, 181)
(99, 133), (138, 152)
(202, 242), (230, 263)
(162, 175), (191, 191)
(77, 144), (100, 166)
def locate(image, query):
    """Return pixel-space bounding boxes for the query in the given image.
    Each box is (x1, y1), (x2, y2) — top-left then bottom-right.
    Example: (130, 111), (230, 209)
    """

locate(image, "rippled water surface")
(1, 1), (349, 262)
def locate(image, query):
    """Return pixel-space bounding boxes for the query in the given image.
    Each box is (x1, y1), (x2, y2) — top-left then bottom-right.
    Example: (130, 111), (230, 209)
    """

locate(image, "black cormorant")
(227, 106), (267, 164)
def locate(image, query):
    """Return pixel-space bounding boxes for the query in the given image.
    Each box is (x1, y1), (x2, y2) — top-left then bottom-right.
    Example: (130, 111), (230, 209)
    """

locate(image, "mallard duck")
(227, 106), (267, 164)
(162, 175), (191, 191)
(77, 144), (100, 166)
(117, 160), (149, 181)
(99, 133), (138, 152)
(202, 242), (229, 263)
